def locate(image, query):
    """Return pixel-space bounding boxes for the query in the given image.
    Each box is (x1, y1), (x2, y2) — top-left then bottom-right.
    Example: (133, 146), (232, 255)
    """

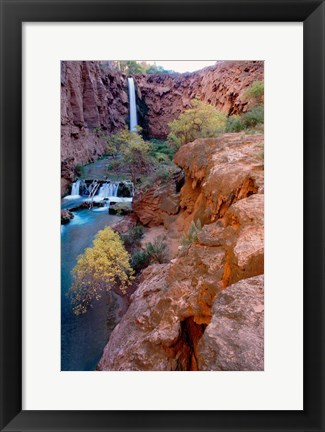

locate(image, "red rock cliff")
(134, 60), (264, 138)
(98, 133), (264, 371)
(61, 60), (263, 194)
(61, 61), (128, 194)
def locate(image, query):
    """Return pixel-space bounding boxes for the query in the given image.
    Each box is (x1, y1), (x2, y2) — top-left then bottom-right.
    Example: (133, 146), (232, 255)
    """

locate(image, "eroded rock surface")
(98, 135), (264, 371)
(61, 61), (128, 194)
(197, 275), (264, 371)
(132, 170), (183, 227)
(135, 61), (264, 138)
(174, 133), (264, 231)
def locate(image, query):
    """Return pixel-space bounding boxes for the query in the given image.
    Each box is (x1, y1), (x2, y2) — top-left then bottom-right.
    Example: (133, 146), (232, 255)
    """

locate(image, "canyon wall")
(98, 133), (264, 371)
(61, 60), (263, 194)
(61, 61), (128, 194)
(134, 61), (264, 138)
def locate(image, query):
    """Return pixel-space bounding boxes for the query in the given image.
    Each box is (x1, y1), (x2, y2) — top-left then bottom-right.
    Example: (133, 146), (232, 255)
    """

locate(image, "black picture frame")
(0, 0), (324, 431)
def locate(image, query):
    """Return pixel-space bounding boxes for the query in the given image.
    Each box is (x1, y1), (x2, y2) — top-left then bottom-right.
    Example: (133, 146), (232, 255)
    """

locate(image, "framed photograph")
(0, 0), (324, 431)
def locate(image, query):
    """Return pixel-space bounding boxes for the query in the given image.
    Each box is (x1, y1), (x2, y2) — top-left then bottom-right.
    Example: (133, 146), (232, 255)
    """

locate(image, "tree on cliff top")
(118, 61), (145, 74)
(117, 61), (175, 75)
(145, 64), (176, 74)
(167, 99), (227, 150)
(69, 227), (134, 315)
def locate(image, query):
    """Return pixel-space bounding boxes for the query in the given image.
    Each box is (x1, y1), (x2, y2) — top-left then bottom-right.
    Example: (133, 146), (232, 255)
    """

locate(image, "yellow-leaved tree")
(167, 99), (227, 150)
(69, 227), (134, 315)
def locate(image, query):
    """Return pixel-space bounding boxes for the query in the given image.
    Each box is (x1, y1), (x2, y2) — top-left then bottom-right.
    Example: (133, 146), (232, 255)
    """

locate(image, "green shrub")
(225, 115), (244, 132)
(145, 64), (176, 74)
(225, 106), (264, 134)
(154, 152), (171, 163)
(107, 160), (121, 171)
(106, 128), (145, 159)
(75, 164), (84, 177)
(118, 61), (146, 74)
(129, 235), (169, 273)
(130, 225), (145, 240)
(167, 99), (227, 150)
(117, 61), (176, 75)
(242, 106), (264, 128)
(243, 80), (264, 105)
(106, 129), (152, 187)
(131, 250), (151, 272)
(154, 166), (170, 181)
(181, 220), (202, 247)
(149, 139), (176, 160)
(145, 236), (168, 264)
(140, 164), (178, 189)
(122, 225), (145, 249)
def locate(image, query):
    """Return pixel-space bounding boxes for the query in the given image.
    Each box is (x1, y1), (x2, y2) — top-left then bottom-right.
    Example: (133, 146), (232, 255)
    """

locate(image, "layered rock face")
(198, 275), (264, 371)
(98, 134), (264, 371)
(61, 61), (128, 194)
(174, 133), (264, 231)
(134, 61), (264, 138)
(132, 169), (184, 227)
(61, 60), (263, 194)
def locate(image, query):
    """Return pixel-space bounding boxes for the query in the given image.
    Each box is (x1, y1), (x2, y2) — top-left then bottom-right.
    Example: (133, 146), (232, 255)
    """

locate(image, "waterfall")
(97, 182), (119, 198)
(128, 77), (138, 131)
(71, 180), (81, 196)
(91, 182), (119, 212)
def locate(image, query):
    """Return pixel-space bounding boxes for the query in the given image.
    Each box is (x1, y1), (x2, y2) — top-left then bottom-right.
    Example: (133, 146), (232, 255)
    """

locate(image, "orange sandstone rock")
(98, 135), (264, 371)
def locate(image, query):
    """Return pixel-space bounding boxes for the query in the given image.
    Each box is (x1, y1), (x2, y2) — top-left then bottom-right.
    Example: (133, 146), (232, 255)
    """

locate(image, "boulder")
(197, 275), (264, 371)
(110, 215), (137, 234)
(109, 202), (133, 216)
(61, 209), (74, 224)
(132, 170), (183, 227)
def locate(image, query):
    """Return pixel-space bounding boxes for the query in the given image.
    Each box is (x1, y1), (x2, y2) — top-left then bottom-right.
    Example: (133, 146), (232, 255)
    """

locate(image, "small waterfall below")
(64, 180), (81, 199)
(71, 180), (81, 196)
(62, 177), (134, 213)
(97, 182), (119, 199)
(92, 182), (119, 212)
(128, 77), (138, 131)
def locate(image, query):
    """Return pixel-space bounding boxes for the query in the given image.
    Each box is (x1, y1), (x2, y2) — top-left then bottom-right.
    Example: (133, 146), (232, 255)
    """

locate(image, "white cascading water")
(97, 182), (119, 198)
(64, 180), (81, 199)
(128, 77), (138, 131)
(92, 182), (119, 212)
(71, 180), (81, 195)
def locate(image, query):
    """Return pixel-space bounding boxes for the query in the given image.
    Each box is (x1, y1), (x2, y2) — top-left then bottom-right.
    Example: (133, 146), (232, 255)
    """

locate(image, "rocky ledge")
(61, 209), (74, 224)
(98, 134), (264, 371)
(132, 169), (184, 227)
